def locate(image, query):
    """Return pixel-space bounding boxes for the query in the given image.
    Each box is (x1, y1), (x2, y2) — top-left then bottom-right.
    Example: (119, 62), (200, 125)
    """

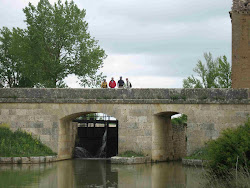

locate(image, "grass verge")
(184, 146), (209, 160)
(118, 151), (144, 157)
(0, 127), (56, 157)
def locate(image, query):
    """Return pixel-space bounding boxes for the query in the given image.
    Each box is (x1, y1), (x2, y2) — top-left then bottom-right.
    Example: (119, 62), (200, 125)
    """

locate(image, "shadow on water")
(0, 160), (205, 188)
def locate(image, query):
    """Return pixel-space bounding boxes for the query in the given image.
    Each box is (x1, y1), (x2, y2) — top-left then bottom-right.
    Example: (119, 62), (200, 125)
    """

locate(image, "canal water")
(0, 160), (206, 188)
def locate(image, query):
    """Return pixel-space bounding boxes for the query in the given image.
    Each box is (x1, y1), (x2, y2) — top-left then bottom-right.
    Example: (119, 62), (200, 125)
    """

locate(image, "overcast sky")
(0, 0), (232, 88)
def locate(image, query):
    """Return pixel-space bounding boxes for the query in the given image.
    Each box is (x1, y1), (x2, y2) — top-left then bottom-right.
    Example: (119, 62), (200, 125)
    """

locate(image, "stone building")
(231, 0), (250, 88)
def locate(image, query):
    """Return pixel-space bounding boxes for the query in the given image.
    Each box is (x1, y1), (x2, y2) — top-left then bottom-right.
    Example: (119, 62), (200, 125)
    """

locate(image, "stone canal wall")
(111, 156), (151, 164)
(182, 158), (206, 166)
(0, 156), (57, 164)
(0, 88), (249, 161)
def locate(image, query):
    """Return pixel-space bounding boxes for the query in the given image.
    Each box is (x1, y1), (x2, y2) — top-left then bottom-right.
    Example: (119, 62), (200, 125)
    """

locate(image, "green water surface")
(0, 160), (205, 188)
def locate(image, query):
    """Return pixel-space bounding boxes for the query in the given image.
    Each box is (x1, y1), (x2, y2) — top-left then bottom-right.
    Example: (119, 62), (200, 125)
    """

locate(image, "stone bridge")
(0, 88), (249, 161)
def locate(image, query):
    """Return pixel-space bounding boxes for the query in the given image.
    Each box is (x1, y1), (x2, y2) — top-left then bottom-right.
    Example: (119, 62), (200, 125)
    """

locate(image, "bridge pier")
(58, 120), (78, 160)
(152, 112), (176, 161)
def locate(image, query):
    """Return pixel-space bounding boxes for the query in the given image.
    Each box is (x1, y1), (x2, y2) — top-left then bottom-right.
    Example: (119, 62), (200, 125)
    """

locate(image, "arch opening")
(152, 111), (187, 162)
(74, 113), (118, 158)
(58, 112), (118, 160)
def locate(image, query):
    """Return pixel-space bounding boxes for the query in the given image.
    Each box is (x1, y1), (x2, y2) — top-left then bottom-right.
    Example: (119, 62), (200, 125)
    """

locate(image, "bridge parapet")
(0, 88), (249, 104)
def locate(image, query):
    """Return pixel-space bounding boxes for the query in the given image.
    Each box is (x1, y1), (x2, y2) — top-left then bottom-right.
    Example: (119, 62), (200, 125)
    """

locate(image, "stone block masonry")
(172, 124), (187, 160)
(111, 156), (151, 164)
(0, 88), (249, 104)
(232, 0), (250, 12)
(0, 88), (249, 161)
(231, 0), (250, 88)
(0, 156), (57, 164)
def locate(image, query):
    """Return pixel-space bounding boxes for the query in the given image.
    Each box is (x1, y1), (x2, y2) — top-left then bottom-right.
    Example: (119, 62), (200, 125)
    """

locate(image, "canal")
(0, 160), (206, 188)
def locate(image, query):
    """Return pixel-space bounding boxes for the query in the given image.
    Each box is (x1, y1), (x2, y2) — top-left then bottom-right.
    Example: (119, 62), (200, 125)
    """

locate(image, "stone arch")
(56, 103), (155, 160)
(152, 111), (187, 162)
(57, 107), (119, 160)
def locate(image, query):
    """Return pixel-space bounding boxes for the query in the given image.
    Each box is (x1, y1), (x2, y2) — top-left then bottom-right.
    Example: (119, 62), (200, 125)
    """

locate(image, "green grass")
(118, 151), (144, 157)
(0, 127), (56, 157)
(184, 146), (209, 160)
(201, 167), (250, 188)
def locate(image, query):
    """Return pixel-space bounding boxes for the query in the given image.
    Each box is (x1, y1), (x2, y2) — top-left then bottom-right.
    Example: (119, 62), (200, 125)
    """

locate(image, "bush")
(206, 118), (250, 174)
(171, 114), (187, 125)
(0, 127), (56, 157)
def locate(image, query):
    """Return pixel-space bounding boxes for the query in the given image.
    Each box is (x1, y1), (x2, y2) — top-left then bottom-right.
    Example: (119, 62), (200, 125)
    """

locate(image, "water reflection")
(0, 160), (205, 188)
(74, 160), (118, 187)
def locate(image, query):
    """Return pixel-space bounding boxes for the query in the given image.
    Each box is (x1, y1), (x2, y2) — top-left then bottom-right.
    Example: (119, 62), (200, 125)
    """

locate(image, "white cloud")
(64, 74), (184, 88)
(0, 0), (232, 88)
(128, 76), (184, 88)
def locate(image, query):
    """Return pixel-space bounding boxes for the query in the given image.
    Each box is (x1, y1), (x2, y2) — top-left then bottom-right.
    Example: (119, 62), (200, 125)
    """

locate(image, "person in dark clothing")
(117, 76), (124, 88)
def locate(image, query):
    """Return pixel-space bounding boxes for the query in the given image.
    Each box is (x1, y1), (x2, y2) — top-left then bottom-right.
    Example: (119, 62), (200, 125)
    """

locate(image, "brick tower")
(230, 0), (250, 88)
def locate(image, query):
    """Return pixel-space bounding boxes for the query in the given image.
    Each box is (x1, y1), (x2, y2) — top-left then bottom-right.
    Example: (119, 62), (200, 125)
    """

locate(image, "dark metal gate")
(73, 119), (118, 158)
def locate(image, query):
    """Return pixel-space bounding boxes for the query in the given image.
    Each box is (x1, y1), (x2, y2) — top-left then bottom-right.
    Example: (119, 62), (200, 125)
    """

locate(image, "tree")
(79, 72), (106, 88)
(217, 56), (232, 88)
(0, 27), (34, 88)
(0, 0), (106, 88)
(183, 53), (231, 88)
(23, 0), (106, 88)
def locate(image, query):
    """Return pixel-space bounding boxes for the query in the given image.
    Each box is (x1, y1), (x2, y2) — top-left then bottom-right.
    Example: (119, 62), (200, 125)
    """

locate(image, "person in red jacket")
(109, 77), (116, 88)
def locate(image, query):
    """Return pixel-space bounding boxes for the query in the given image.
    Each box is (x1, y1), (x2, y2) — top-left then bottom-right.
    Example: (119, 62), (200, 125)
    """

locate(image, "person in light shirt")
(124, 78), (132, 89)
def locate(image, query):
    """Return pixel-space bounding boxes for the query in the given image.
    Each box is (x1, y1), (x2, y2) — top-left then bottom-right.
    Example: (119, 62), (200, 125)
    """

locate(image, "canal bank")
(0, 156), (57, 164)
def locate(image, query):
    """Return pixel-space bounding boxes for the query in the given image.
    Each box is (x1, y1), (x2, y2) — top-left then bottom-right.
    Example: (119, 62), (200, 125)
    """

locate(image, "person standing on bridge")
(101, 79), (108, 88)
(109, 77), (116, 88)
(117, 76), (125, 88)
(124, 78), (132, 89)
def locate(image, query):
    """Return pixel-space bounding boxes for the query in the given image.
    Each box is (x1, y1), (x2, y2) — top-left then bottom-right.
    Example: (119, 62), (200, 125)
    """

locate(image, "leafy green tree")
(183, 53), (231, 88)
(79, 72), (106, 88)
(0, 27), (34, 88)
(0, 0), (106, 88)
(22, 0), (106, 88)
(218, 56), (232, 88)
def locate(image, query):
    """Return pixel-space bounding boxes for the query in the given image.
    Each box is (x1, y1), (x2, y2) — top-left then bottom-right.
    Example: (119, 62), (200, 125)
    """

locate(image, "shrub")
(171, 114), (187, 125)
(206, 118), (250, 175)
